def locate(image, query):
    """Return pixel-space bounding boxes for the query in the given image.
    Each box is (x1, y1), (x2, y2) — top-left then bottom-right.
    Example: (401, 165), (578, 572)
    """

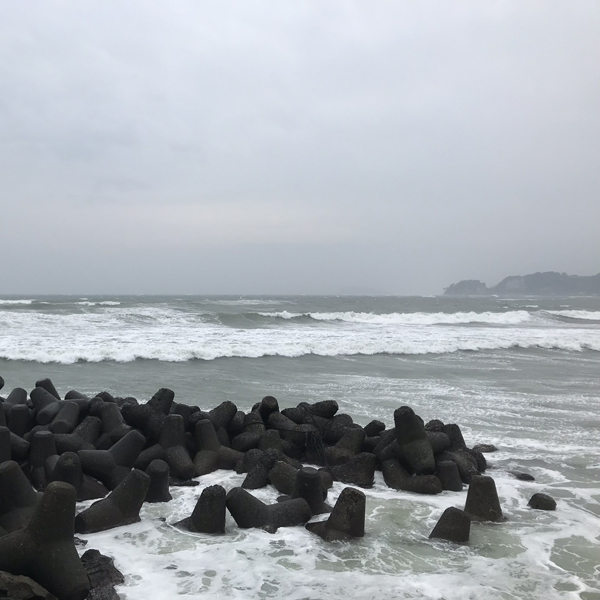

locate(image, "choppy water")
(1, 295), (599, 599)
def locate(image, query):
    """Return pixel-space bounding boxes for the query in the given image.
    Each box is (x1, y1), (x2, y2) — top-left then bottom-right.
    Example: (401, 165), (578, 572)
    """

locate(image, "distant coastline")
(444, 271), (600, 296)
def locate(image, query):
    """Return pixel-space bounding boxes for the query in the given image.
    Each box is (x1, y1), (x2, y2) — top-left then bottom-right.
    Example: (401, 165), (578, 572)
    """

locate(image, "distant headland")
(444, 271), (600, 296)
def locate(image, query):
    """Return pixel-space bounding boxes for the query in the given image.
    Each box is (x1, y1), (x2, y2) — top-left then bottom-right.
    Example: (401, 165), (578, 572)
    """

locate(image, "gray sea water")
(1, 294), (599, 599)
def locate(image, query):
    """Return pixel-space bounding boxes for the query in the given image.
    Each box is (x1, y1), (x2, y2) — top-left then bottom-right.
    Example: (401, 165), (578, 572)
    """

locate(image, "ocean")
(1, 294), (599, 599)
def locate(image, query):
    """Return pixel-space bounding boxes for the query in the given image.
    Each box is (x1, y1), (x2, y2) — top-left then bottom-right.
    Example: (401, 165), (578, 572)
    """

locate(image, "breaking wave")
(258, 310), (536, 325)
(75, 301), (122, 306)
(0, 299), (35, 305)
(546, 310), (600, 320)
(0, 301), (598, 364)
(0, 308), (598, 363)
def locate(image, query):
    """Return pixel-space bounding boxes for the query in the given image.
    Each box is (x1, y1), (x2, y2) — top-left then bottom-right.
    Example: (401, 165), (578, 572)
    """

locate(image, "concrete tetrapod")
(0, 481), (91, 600)
(30, 387), (62, 426)
(5, 387), (28, 406)
(28, 430), (58, 491)
(324, 428), (366, 466)
(0, 460), (40, 532)
(77, 449), (118, 488)
(305, 487), (365, 541)
(241, 410), (266, 435)
(382, 458), (442, 495)
(72, 415), (102, 446)
(464, 475), (505, 522)
(257, 395), (279, 423)
(193, 419), (242, 476)
(48, 402), (80, 435)
(0, 426), (10, 464)
(7, 404), (33, 438)
(109, 429), (146, 469)
(134, 443), (167, 471)
(120, 388), (173, 442)
(425, 430), (451, 455)
(159, 414), (195, 480)
(435, 460), (463, 491)
(105, 429), (146, 489)
(241, 452), (273, 489)
(284, 467), (331, 515)
(330, 452), (376, 488)
(207, 400), (238, 433)
(35, 378), (61, 400)
(439, 449), (480, 484)
(0, 404), (7, 429)
(46, 452), (109, 501)
(75, 468), (150, 534)
(226, 487), (312, 533)
(97, 402), (131, 448)
(268, 461), (298, 495)
(144, 459), (172, 503)
(9, 430), (30, 462)
(303, 400), (339, 420)
(244, 448), (300, 490)
(175, 485), (226, 533)
(394, 406), (435, 475)
(429, 507), (471, 543)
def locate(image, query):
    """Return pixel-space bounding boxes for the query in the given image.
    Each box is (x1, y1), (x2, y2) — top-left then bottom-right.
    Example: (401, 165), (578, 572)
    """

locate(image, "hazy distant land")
(444, 271), (600, 296)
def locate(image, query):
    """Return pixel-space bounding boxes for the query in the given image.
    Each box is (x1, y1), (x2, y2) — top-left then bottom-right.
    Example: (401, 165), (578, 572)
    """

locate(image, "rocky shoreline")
(0, 376), (556, 600)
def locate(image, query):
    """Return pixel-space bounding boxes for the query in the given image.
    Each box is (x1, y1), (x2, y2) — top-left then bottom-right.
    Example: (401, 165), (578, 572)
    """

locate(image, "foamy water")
(76, 416), (599, 600)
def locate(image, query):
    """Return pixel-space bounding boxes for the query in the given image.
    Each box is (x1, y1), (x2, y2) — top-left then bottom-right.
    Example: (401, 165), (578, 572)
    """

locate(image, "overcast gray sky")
(1, 1), (599, 295)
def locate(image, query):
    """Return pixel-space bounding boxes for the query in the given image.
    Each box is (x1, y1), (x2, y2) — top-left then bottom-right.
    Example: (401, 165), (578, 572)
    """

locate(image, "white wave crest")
(213, 299), (292, 306)
(0, 299), (35, 305)
(547, 310), (600, 320)
(259, 310), (536, 325)
(75, 301), (122, 306)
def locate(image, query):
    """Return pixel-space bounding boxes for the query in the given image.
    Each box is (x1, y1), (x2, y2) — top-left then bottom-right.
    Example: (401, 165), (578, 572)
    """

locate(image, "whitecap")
(75, 301), (122, 306)
(0, 299), (35, 305)
(547, 310), (600, 320)
(259, 310), (538, 326)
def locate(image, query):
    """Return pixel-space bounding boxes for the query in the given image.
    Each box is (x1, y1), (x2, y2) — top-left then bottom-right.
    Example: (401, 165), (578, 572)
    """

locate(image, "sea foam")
(77, 464), (598, 600)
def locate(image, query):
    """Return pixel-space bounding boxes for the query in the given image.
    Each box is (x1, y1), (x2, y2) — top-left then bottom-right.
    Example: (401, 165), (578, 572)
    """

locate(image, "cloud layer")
(1, 1), (599, 294)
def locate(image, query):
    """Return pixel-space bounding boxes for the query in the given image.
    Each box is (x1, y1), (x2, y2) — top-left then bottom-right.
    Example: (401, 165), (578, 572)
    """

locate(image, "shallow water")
(1, 295), (599, 599)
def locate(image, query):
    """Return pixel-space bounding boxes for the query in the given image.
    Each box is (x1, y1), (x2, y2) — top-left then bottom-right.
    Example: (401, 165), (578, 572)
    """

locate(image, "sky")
(1, 1), (599, 295)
